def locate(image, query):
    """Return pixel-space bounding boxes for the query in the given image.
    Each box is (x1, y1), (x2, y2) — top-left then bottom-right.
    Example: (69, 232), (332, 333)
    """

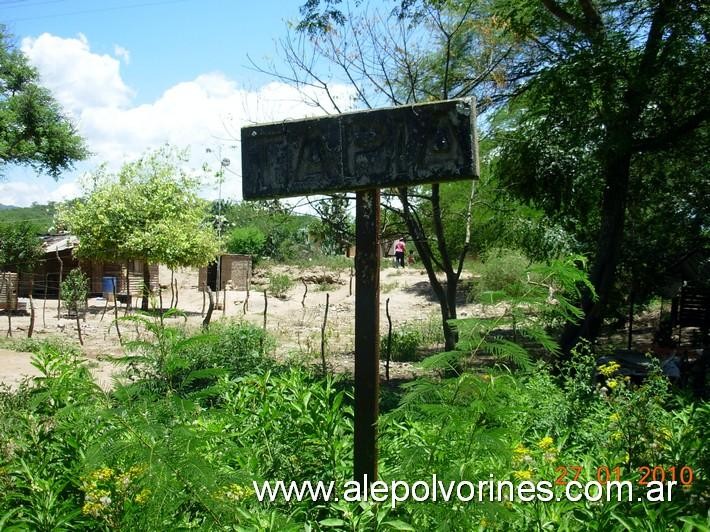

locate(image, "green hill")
(0, 203), (56, 233)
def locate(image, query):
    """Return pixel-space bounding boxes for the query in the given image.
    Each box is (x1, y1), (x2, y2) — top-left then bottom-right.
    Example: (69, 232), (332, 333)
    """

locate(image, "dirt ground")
(0, 263), (496, 389)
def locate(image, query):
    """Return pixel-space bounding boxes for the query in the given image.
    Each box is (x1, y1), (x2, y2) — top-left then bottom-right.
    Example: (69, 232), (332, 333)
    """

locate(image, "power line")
(6, 0), (193, 22)
(0, 0), (69, 10)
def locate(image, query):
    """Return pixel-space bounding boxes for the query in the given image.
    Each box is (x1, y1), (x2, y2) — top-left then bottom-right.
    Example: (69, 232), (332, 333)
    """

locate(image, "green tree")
(215, 200), (315, 262)
(0, 221), (43, 336)
(308, 194), (353, 255)
(0, 26), (87, 178)
(0, 221), (43, 272)
(58, 146), (219, 309)
(293, 0), (709, 355)
(225, 226), (266, 261)
(279, 0), (526, 349)
(489, 0), (709, 352)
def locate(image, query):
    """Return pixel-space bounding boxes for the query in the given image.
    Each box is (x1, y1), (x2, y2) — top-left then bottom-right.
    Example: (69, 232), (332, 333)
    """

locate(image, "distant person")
(394, 238), (406, 268)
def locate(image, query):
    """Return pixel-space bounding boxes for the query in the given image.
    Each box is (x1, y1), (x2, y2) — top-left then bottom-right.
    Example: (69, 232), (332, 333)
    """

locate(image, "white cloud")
(13, 32), (357, 205)
(48, 181), (82, 203)
(0, 179), (82, 207)
(21, 33), (134, 115)
(113, 44), (130, 64)
(0, 181), (46, 207)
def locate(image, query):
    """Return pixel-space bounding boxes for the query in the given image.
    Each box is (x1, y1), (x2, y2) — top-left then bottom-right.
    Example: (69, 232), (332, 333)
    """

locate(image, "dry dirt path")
(0, 264), (492, 388)
(0, 348), (117, 391)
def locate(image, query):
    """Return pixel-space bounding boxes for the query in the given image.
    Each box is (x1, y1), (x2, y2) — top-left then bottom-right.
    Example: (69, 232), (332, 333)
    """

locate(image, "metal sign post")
(241, 98), (478, 487)
(353, 188), (380, 482)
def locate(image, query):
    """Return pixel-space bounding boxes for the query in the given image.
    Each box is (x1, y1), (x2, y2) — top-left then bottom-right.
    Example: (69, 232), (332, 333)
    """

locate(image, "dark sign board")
(241, 98), (478, 200)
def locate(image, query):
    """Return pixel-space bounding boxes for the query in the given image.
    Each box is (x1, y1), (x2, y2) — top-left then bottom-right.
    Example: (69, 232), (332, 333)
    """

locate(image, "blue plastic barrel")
(102, 276), (117, 299)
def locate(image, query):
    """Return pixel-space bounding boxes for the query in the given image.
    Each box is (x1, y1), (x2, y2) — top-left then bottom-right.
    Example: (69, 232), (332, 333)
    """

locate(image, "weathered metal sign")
(241, 98), (478, 487)
(241, 98), (478, 199)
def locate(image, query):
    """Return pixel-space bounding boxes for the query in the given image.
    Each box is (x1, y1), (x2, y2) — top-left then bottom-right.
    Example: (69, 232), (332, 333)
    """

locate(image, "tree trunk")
(42, 273), (48, 329)
(124, 261), (131, 315)
(112, 281), (122, 344)
(75, 311), (84, 346)
(56, 250), (63, 319)
(561, 147), (633, 355)
(2, 274), (11, 338)
(397, 186), (461, 351)
(202, 287), (214, 330)
(28, 278), (35, 338)
(170, 269), (175, 308)
(141, 263), (151, 310)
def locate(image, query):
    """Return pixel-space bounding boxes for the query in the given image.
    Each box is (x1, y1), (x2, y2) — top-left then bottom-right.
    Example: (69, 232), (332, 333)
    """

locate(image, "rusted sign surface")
(241, 98), (478, 199)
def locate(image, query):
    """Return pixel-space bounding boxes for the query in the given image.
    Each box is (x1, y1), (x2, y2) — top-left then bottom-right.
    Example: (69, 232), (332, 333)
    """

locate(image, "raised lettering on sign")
(241, 98), (477, 199)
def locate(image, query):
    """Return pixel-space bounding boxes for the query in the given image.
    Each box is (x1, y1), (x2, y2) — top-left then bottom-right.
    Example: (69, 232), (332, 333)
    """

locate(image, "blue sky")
(2, 0), (355, 205)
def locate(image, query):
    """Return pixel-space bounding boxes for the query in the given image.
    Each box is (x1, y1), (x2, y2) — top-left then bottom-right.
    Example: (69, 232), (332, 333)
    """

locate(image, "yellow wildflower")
(537, 436), (554, 450)
(513, 443), (529, 456)
(90, 467), (114, 482)
(82, 501), (104, 517)
(127, 464), (147, 478)
(223, 483), (254, 502)
(599, 361), (621, 377)
(607, 379), (618, 390)
(610, 413), (621, 423)
(514, 470), (533, 481)
(134, 488), (151, 505)
(659, 427), (672, 440)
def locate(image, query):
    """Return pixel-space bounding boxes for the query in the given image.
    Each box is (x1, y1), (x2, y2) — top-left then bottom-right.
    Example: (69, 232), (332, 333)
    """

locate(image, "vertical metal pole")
(354, 189), (380, 487)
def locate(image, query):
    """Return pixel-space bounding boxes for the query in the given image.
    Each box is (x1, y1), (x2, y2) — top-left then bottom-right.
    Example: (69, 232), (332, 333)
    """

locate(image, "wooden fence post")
(321, 293), (330, 375)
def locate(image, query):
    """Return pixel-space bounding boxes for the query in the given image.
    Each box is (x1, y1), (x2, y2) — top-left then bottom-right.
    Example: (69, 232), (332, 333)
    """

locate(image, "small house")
(16, 234), (159, 299)
(199, 254), (252, 292)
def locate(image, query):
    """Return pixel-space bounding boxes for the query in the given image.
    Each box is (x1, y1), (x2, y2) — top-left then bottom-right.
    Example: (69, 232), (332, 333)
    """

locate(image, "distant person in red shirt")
(394, 238), (406, 268)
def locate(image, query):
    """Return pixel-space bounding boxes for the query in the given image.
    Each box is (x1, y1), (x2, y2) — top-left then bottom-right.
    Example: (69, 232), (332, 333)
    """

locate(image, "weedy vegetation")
(1, 252), (707, 530)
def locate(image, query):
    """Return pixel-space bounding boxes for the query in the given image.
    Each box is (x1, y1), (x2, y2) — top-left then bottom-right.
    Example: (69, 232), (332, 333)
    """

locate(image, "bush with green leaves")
(1, 306), (708, 530)
(290, 253), (353, 270)
(268, 273), (294, 298)
(469, 248), (532, 303)
(381, 325), (422, 362)
(433, 255), (595, 373)
(61, 268), (89, 316)
(118, 312), (274, 394)
(226, 225), (266, 262)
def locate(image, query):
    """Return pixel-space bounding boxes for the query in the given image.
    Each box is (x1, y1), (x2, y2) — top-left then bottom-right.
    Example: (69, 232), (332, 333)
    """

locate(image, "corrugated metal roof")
(41, 234), (79, 253)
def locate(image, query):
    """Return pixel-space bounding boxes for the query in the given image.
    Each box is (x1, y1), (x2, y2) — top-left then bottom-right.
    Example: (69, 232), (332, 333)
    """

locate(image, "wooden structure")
(198, 254), (252, 292)
(15, 234), (159, 299)
(671, 281), (710, 347)
(0, 272), (18, 311)
(242, 98), (478, 486)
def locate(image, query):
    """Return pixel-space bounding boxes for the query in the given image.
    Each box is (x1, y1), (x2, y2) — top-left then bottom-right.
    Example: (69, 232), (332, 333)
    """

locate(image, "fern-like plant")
(424, 255), (596, 373)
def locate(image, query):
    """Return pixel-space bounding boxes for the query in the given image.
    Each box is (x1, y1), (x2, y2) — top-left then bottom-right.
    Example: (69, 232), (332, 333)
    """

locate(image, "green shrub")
(119, 313), (274, 394)
(61, 268), (89, 315)
(1, 332), (708, 530)
(268, 273), (294, 298)
(226, 226), (266, 262)
(289, 253), (353, 270)
(469, 248), (530, 302)
(0, 335), (81, 357)
(381, 325), (422, 362)
(187, 319), (274, 377)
